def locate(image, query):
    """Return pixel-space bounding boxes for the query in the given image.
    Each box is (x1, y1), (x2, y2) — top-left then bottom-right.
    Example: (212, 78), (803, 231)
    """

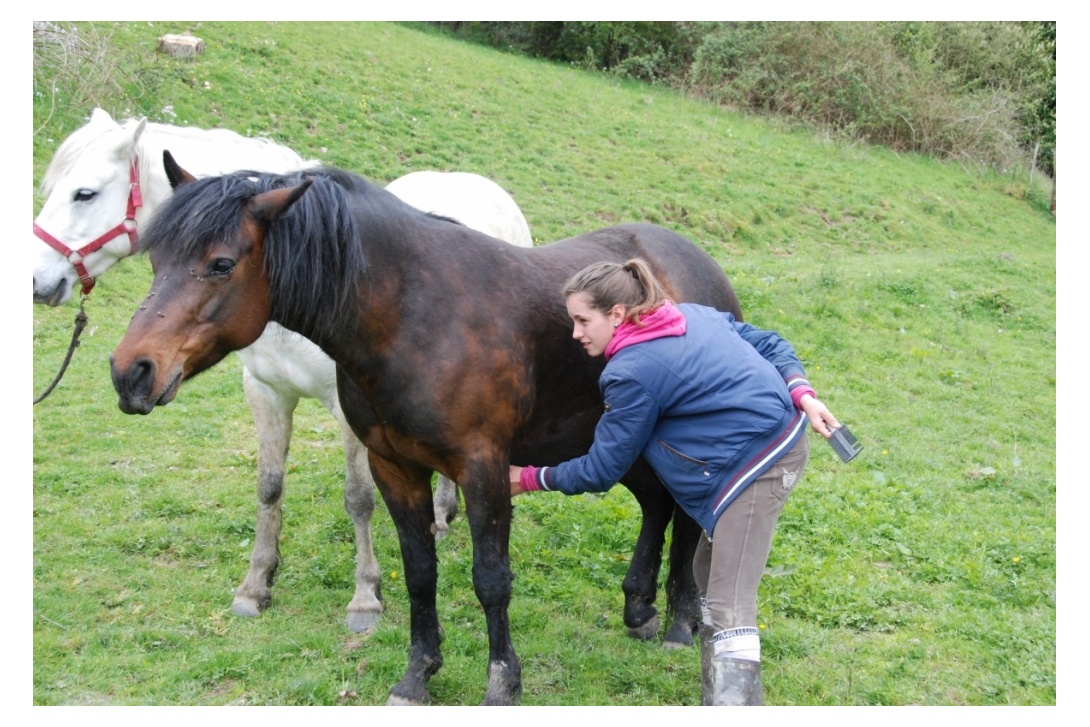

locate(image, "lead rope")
(33, 294), (89, 404)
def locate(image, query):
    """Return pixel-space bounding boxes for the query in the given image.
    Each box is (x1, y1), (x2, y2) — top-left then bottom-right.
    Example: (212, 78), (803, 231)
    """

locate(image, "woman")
(509, 259), (841, 706)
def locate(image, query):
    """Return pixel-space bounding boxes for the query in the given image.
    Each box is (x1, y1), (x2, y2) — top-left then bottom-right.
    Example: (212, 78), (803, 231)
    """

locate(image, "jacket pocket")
(655, 440), (717, 480)
(656, 440), (706, 465)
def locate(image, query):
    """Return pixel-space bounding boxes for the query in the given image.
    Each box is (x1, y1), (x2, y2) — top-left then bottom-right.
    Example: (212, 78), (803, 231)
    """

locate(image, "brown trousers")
(692, 435), (809, 649)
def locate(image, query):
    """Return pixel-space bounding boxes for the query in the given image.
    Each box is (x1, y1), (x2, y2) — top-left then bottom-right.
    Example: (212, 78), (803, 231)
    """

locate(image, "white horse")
(32, 108), (533, 633)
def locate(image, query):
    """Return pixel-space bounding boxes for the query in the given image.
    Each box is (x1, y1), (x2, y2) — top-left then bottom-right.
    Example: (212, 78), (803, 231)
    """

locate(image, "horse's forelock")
(140, 173), (266, 259)
(40, 119), (122, 195)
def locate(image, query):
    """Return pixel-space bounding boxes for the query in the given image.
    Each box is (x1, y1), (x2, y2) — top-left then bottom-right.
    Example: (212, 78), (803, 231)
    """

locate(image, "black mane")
(140, 167), (441, 342)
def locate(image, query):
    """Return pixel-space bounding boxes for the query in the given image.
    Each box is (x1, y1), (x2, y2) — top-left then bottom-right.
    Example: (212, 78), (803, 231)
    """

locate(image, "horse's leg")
(620, 462), (702, 648)
(617, 460), (675, 641)
(333, 404), (384, 633)
(369, 455), (444, 706)
(461, 461), (521, 705)
(662, 504), (702, 648)
(432, 475), (459, 540)
(232, 369), (295, 617)
(619, 475), (667, 640)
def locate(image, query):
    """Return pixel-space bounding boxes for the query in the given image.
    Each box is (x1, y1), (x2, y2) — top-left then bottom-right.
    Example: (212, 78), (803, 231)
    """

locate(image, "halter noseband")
(33, 156), (143, 296)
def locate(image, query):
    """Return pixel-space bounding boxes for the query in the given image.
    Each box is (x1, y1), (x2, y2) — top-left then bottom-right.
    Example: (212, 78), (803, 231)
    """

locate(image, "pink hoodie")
(604, 299), (687, 360)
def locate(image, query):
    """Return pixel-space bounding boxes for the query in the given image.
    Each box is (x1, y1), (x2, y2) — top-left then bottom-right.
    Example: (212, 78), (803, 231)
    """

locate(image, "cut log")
(157, 34), (205, 58)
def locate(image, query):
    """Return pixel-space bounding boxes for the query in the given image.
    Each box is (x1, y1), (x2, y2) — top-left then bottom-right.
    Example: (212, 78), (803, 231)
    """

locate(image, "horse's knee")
(344, 481), (375, 519)
(471, 560), (514, 609)
(257, 470), (284, 506)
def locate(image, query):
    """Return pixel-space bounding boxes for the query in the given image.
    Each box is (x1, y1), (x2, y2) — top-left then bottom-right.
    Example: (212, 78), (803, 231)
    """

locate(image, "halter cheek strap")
(33, 157), (143, 296)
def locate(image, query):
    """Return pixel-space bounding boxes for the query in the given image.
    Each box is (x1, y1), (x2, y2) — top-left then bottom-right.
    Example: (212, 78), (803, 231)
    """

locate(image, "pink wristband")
(791, 386), (816, 410)
(520, 466), (542, 492)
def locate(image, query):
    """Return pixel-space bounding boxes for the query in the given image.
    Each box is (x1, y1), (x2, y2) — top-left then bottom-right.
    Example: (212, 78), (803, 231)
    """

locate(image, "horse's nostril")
(112, 356), (154, 399)
(130, 358), (156, 393)
(111, 356), (161, 415)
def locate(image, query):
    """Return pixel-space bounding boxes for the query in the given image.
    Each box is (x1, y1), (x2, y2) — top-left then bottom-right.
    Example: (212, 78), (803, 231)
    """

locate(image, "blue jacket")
(537, 303), (811, 535)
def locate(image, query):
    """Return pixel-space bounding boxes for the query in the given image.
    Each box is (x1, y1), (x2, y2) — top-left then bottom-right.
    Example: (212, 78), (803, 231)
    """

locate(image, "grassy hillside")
(32, 21), (1055, 706)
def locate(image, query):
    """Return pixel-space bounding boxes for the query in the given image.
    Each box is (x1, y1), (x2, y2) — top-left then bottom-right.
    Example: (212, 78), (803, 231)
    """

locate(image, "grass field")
(30, 21), (1057, 707)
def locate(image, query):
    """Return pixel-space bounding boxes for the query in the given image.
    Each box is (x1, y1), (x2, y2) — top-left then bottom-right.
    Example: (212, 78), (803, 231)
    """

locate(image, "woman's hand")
(509, 465), (526, 496)
(799, 394), (840, 438)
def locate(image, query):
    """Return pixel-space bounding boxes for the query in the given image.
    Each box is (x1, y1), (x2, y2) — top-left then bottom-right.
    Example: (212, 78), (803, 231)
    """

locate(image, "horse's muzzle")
(33, 275), (71, 307)
(110, 357), (183, 415)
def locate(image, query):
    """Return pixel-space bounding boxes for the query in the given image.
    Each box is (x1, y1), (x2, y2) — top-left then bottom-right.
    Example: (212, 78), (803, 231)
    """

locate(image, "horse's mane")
(141, 167), (379, 342)
(132, 122), (319, 182)
(41, 116), (317, 195)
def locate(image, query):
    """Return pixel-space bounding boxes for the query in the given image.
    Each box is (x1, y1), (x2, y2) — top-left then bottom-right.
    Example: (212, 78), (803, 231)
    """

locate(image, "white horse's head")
(33, 108), (151, 306)
(34, 109), (322, 306)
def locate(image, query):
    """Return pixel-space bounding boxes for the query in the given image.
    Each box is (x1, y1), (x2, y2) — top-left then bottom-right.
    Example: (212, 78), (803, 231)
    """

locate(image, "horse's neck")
(308, 210), (466, 370)
(134, 124), (312, 219)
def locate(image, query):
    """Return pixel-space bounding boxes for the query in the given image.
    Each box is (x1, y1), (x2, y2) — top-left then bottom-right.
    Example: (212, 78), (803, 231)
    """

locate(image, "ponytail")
(562, 258), (670, 326)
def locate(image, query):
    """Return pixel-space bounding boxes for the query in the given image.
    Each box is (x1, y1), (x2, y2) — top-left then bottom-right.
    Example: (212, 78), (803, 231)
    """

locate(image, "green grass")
(31, 21), (1055, 706)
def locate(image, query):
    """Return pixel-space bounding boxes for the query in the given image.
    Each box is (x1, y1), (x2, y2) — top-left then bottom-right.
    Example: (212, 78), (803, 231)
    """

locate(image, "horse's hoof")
(626, 613), (660, 641)
(346, 609), (382, 634)
(386, 694), (424, 706)
(479, 694), (519, 706)
(662, 620), (695, 649)
(480, 661), (522, 705)
(386, 687), (429, 706)
(231, 596), (264, 617)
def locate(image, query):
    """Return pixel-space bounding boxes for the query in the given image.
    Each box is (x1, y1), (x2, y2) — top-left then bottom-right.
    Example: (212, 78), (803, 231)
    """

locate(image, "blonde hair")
(563, 258), (670, 326)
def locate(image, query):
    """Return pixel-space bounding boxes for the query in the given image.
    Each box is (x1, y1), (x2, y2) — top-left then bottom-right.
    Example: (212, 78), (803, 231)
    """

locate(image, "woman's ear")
(609, 304), (627, 328)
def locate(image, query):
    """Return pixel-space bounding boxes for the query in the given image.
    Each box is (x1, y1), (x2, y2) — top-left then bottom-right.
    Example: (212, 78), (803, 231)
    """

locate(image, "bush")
(33, 22), (126, 136)
(438, 21), (1054, 178)
(687, 22), (1035, 171)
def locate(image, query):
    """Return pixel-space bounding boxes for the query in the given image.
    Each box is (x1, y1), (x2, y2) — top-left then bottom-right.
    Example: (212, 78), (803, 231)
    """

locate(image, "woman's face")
(566, 292), (625, 357)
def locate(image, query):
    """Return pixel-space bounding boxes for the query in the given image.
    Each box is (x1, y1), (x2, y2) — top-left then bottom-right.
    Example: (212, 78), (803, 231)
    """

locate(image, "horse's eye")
(73, 189), (96, 202)
(209, 258), (236, 276)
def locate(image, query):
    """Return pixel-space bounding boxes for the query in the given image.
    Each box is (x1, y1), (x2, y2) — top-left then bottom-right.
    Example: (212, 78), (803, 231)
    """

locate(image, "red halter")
(33, 157), (143, 296)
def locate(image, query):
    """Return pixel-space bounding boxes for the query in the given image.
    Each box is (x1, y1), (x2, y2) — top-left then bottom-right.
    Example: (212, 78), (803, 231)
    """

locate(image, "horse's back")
(386, 171), (533, 248)
(499, 222), (741, 464)
(530, 222), (741, 318)
(142, 121), (318, 177)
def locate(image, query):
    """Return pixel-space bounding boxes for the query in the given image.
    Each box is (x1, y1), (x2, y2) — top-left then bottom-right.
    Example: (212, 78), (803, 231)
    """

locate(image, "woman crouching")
(510, 258), (841, 706)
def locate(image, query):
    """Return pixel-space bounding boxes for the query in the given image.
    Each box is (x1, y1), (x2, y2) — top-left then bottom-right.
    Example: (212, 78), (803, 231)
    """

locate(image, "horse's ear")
(110, 115), (146, 162)
(90, 108), (116, 127)
(163, 150), (198, 189)
(248, 180), (314, 226)
(130, 117), (148, 145)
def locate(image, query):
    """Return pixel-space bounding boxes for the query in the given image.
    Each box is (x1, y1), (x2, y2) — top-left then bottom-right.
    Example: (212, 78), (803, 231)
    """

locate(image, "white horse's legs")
(232, 369), (294, 617)
(335, 410), (459, 630)
(336, 406), (384, 633)
(231, 364), (457, 632)
(433, 476), (459, 540)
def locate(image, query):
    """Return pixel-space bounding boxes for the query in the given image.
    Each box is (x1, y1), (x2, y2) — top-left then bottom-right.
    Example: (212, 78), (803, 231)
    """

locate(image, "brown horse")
(110, 153), (743, 705)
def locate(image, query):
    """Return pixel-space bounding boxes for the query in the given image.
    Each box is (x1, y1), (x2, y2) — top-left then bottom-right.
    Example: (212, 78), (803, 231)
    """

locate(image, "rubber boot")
(699, 625), (714, 705)
(707, 656), (763, 706)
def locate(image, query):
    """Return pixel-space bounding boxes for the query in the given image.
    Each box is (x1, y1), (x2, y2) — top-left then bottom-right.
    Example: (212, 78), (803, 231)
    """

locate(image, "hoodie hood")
(604, 299), (687, 361)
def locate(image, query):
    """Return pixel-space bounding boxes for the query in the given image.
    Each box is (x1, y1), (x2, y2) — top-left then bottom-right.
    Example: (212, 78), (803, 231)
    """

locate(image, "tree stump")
(157, 34), (205, 58)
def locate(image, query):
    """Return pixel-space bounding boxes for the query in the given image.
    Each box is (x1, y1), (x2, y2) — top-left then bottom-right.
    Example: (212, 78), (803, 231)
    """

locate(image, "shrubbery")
(438, 21), (1055, 177)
